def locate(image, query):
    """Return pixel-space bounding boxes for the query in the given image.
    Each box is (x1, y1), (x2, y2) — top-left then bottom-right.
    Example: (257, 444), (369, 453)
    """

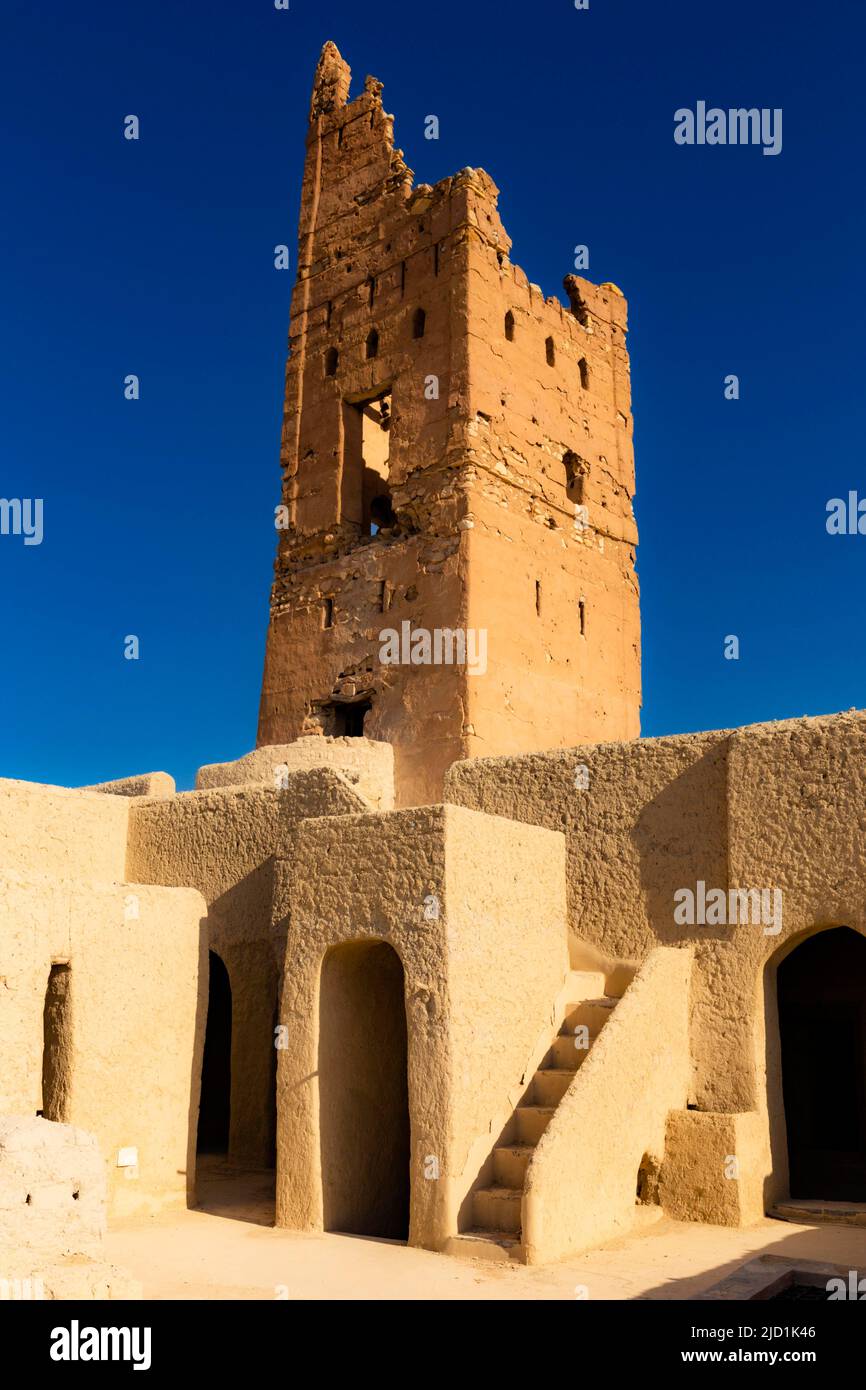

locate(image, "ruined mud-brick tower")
(257, 41), (641, 806)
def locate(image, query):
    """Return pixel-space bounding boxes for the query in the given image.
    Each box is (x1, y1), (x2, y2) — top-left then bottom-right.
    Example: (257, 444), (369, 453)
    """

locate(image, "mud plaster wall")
(195, 737), (394, 811)
(272, 803), (567, 1249)
(727, 714), (866, 1208)
(659, 1110), (768, 1227)
(125, 769), (368, 1165)
(0, 1116), (142, 1300)
(257, 43), (640, 807)
(0, 779), (129, 880)
(446, 710), (866, 1188)
(272, 805), (450, 1242)
(80, 771), (175, 799)
(0, 1117), (106, 1260)
(0, 869), (206, 1219)
(444, 811), (568, 1227)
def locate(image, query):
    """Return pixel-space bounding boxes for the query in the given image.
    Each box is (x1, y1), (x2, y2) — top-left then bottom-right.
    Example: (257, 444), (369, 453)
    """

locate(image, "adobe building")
(1, 41), (865, 1286)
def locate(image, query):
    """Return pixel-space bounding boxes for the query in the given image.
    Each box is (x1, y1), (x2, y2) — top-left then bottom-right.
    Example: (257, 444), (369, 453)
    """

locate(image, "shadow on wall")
(318, 940), (410, 1241)
(633, 743), (729, 945)
(191, 939), (279, 1229)
(184, 916), (209, 1209)
(211, 865), (280, 1170)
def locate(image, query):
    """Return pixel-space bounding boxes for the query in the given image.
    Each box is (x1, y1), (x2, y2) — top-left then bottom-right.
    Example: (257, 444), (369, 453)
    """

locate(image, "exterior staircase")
(453, 971), (620, 1261)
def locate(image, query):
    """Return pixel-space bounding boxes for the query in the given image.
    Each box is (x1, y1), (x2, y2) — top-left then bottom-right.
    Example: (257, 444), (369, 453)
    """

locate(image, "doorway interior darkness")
(197, 951), (232, 1155)
(778, 926), (866, 1201)
(318, 696), (372, 738)
(318, 940), (410, 1239)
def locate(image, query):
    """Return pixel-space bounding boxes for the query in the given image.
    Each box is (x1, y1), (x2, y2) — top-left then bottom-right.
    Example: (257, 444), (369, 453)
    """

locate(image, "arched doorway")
(197, 952), (232, 1155)
(318, 940), (410, 1239)
(778, 927), (866, 1200)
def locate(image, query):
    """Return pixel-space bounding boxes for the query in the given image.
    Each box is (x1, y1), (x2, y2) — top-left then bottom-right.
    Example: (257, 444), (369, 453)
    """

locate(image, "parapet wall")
(0, 779), (129, 881)
(195, 737), (394, 811)
(80, 771), (175, 799)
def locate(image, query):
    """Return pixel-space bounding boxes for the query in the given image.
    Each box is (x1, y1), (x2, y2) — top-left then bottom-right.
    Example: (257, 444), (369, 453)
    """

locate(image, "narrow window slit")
(42, 963), (71, 1124)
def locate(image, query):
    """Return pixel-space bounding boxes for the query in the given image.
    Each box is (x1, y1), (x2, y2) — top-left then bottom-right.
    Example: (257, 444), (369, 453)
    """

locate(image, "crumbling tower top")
(310, 40), (352, 120)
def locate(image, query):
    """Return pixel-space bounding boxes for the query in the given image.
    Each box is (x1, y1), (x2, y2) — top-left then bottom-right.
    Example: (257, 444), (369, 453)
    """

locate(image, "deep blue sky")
(2, 0), (864, 790)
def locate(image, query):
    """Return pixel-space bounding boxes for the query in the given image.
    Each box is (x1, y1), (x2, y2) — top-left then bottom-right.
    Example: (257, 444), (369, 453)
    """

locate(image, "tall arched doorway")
(318, 940), (410, 1239)
(778, 927), (866, 1200)
(197, 952), (232, 1156)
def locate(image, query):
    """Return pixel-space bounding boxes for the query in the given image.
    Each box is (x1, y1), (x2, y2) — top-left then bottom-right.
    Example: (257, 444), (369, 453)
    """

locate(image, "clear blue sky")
(2, 0), (864, 790)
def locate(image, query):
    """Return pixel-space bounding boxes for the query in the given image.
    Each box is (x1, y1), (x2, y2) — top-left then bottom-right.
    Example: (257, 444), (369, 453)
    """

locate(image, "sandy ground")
(103, 1161), (866, 1301)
